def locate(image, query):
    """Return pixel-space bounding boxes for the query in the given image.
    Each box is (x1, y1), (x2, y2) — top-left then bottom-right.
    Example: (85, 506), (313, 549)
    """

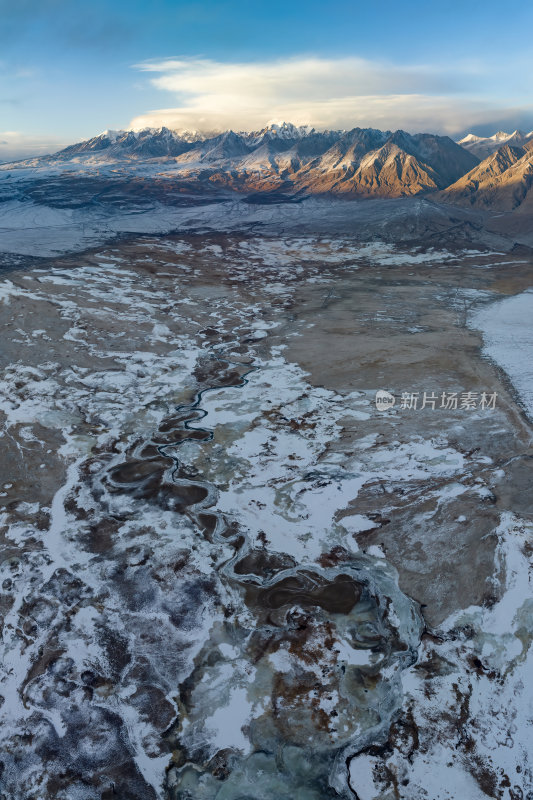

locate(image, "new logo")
(375, 390), (396, 411)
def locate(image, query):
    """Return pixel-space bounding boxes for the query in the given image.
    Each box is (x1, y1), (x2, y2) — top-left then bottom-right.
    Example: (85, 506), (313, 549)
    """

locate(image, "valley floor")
(0, 232), (532, 799)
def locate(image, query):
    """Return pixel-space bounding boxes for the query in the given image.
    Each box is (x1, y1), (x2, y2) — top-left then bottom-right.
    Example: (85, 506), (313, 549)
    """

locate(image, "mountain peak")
(262, 121), (315, 138)
(458, 133), (483, 144)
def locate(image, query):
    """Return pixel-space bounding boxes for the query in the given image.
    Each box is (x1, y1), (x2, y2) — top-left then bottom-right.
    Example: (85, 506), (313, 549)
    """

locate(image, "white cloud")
(0, 131), (67, 161)
(129, 56), (533, 136)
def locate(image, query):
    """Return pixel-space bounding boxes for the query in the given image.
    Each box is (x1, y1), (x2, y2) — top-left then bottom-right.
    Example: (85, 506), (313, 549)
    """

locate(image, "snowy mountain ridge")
(0, 123), (480, 200)
(97, 122), (322, 147)
(458, 129), (533, 158)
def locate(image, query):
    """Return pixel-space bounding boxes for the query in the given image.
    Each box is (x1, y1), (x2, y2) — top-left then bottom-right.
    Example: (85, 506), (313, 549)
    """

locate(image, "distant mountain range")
(18, 123), (476, 199)
(3, 123), (533, 213)
(457, 130), (533, 159)
(52, 124), (342, 162)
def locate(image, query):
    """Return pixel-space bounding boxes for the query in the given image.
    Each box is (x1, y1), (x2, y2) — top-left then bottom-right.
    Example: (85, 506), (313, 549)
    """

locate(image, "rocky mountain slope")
(442, 140), (533, 211)
(292, 129), (477, 195)
(5, 124), (479, 199)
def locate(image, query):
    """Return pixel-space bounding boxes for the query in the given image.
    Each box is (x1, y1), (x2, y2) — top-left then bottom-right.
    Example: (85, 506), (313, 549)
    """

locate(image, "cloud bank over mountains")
(3, 53), (533, 160)
(129, 55), (533, 137)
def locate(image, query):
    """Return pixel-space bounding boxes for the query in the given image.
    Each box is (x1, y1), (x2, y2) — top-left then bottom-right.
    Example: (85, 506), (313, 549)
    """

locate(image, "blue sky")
(1, 0), (533, 157)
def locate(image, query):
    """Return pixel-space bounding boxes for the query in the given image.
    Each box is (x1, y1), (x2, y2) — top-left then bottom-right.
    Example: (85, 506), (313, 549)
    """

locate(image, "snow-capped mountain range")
(457, 129), (533, 159)
(55, 123), (326, 161)
(2, 123), (533, 212)
(3, 123), (478, 199)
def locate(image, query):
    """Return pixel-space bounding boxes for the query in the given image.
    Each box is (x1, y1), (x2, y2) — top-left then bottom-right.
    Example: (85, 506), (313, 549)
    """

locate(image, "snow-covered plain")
(0, 233), (531, 799)
(470, 290), (533, 420)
